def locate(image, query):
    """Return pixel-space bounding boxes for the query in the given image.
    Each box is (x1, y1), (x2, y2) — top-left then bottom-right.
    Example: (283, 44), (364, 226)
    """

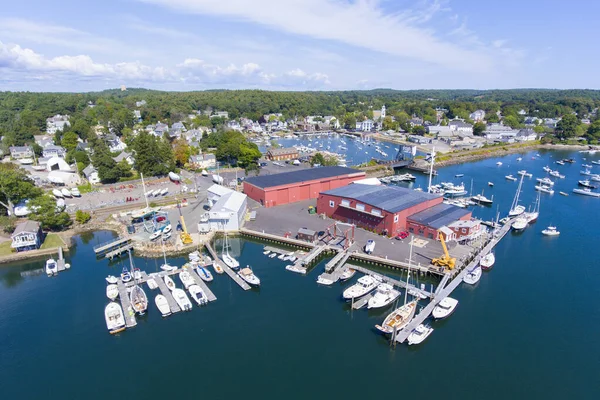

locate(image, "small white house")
(515, 129), (537, 142)
(9, 145), (34, 159)
(83, 165), (100, 184)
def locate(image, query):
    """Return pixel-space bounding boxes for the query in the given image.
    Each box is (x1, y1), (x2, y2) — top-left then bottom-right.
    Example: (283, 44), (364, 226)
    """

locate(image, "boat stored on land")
(364, 240), (375, 254)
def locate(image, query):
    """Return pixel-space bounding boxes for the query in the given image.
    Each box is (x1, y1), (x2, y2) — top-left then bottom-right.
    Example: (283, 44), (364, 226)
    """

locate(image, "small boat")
(179, 270), (195, 289)
(146, 278), (158, 290)
(455, 174), (464, 178)
(556, 160), (565, 165)
(559, 191), (569, 196)
(543, 166), (551, 173)
(573, 187), (600, 197)
(52, 189), (63, 198)
(339, 268), (356, 281)
(155, 294), (171, 317)
(542, 226), (560, 236)
(578, 180), (596, 189)
(188, 251), (201, 262)
(516, 157), (522, 161)
(277, 254), (285, 260)
(463, 265), (482, 285)
(591, 175), (600, 182)
(106, 284), (119, 300)
(212, 261), (224, 274)
(168, 171), (181, 182)
(432, 297), (458, 319)
(201, 170), (208, 176)
(582, 164), (593, 168)
(238, 266), (260, 286)
(104, 302), (126, 334)
(512, 216), (528, 231)
(19, 158), (34, 165)
(44, 258), (58, 276)
(162, 231), (172, 241)
(188, 285), (208, 305)
(285, 264), (306, 274)
(268, 253), (277, 258)
(505, 175), (517, 181)
(496, 162), (503, 166)
(364, 239), (375, 254)
(70, 188), (81, 197)
(581, 168), (592, 176)
(159, 188), (168, 196)
(316, 275), (335, 285)
(149, 230), (161, 241)
(196, 266), (213, 282)
(121, 267), (132, 283)
(407, 324), (434, 345)
(471, 193), (493, 205)
(342, 275), (378, 300)
(535, 185), (554, 194)
(592, 160), (600, 165)
(480, 252), (496, 271)
(564, 158), (575, 163)
(164, 275), (176, 291)
(160, 263), (177, 271)
(132, 268), (142, 280)
(367, 283), (400, 309)
(61, 188), (72, 198)
(172, 288), (193, 311)
(162, 224), (172, 234)
(549, 170), (565, 179)
(263, 250), (271, 255)
(129, 284), (148, 315)
(536, 177), (554, 186)
(375, 300), (418, 334)
(517, 170), (532, 178)
(106, 275), (118, 284)
(488, 182), (494, 187)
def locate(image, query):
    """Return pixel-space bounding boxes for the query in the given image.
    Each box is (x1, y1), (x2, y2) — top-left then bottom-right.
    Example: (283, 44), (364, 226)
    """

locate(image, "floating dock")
(105, 243), (134, 260)
(185, 267), (217, 302)
(204, 242), (250, 290)
(94, 237), (132, 256)
(141, 271), (180, 314)
(116, 281), (138, 328)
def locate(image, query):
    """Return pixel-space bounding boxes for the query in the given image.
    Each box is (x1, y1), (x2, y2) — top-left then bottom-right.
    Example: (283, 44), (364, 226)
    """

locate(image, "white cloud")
(137, 0), (507, 72)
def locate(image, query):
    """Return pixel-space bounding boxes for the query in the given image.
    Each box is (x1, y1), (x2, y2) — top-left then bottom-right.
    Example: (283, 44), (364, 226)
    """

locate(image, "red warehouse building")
(243, 166), (366, 208)
(317, 184), (472, 238)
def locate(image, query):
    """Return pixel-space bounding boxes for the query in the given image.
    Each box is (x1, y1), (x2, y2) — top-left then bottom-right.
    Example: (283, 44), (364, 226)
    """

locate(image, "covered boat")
(238, 266), (260, 286)
(168, 171), (181, 182)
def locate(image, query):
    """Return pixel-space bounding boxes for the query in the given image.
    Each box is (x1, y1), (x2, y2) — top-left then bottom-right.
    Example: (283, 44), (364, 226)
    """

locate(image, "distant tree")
(413, 125), (426, 135)
(29, 195), (72, 231)
(473, 122), (486, 136)
(173, 138), (191, 167)
(311, 152), (326, 166)
(75, 210), (91, 224)
(555, 114), (580, 139)
(343, 113), (357, 129)
(503, 115), (522, 129)
(61, 131), (80, 152)
(0, 163), (42, 215)
(382, 116), (397, 131)
(487, 113), (500, 123)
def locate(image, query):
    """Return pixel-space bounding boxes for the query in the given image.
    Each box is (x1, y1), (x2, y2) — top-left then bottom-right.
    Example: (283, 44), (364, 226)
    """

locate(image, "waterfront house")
(189, 153), (216, 169)
(448, 120), (474, 135)
(427, 125), (453, 138)
(9, 145), (34, 159)
(515, 128), (537, 142)
(42, 145), (67, 159)
(83, 164), (100, 184)
(266, 147), (299, 161)
(11, 220), (42, 252)
(448, 219), (483, 241)
(408, 135), (432, 144)
(356, 119), (374, 132)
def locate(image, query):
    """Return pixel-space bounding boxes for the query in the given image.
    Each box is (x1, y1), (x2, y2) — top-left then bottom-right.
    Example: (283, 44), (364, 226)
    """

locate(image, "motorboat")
(480, 252), (496, 271)
(263, 249), (271, 255)
(556, 160), (565, 165)
(564, 158), (575, 163)
(517, 170), (532, 178)
(146, 278), (158, 290)
(104, 302), (126, 334)
(488, 182), (494, 187)
(105, 275), (118, 284)
(578, 180), (596, 188)
(375, 300), (418, 334)
(582, 163), (593, 168)
(201, 169), (209, 176)
(339, 268), (356, 281)
(505, 175), (517, 181)
(407, 324), (434, 345)
(536, 177), (554, 186)
(316, 274), (335, 285)
(188, 285), (208, 306)
(121, 267), (132, 283)
(463, 265), (482, 285)
(268, 253), (277, 258)
(496, 162), (503, 166)
(580, 168), (592, 176)
(367, 283), (400, 309)
(160, 188), (169, 196)
(19, 158), (34, 165)
(573, 187), (600, 197)
(179, 270), (195, 289)
(432, 297), (458, 319)
(164, 275), (176, 291)
(455, 174), (464, 178)
(172, 288), (193, 311)
(364, 240), (375, 254)
(168, 171), (181, 182)
(45, 258), (58, 276)
(471, 193), (493, 205)
(149, 230), (161, 241)
(162, 231), (172, 241)
(132, 268), (142, 280)
(106, 284), (119, 300)
(549, 170), (565, 179)
(285, 264), (306, 274)
(516, 157), (522, 161)
(52, 189), (63, 198)
(129, 284), (148, 315)
(212, 261), (224, 274)
(591, 175), (600, 182)
(543, 166), (551, 173)
(189, 251), (201, 262)
(13, 200), (31, 217)
(542, 226), (560, 236)
(70, 188), (81, 197)
(160, 263), (177, 271)
(277, 254), (286, 260)
(196, 266), (213, 282)
(342, 275), (378, 300)
(238, 266), (260, 286)
(222, 253), (239, 270)
(155, 294), (171, 317)
(162, 224), (172, 235)
(408, 286), (428, 300)
(559, 191), (569, 196)
(592, 160), (600, 165)
(512, 216), (528, 231)
(61, 188), (72, 198)
(535, 184), (554, 194)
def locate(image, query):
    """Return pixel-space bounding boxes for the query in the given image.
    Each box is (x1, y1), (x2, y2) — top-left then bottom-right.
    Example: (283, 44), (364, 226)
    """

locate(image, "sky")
(0, 0), (598, 92)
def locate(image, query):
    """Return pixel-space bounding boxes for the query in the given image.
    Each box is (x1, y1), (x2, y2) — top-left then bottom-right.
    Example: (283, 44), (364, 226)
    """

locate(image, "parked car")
(395, 231), (409, 240)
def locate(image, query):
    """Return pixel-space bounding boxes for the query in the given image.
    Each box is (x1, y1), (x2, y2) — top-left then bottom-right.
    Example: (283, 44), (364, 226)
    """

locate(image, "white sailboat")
(432, 297), (458, 319)
(342, 275), (378, 300)
(221, 233), (239, 269)
(45, 258), (58, 276)
(463, 265), (482, 285)
(106, 284), (119, 300)
(159, 240), (175, 271)
(188, 285), (208, 305)
(155, 294), (171, 317)
(172, 288), (193, 311)
(512, 215), (528, 231)
(367, 283), (400, 309)
(480, 252), (496, 271)
(128, 251), (148, 315)
(407, 324), (434, 345)
(104, 302), (126, 334)
(179, 270), (195, 289)
(508, 174), (526, 217)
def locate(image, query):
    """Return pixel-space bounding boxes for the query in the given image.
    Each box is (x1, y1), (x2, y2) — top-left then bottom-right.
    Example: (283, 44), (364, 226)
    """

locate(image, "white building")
(469, 110), (486, 122)
(356, 119), (374, 131)
(83, 165), (100, 184)
(207, 184), (232, 207)
(46, 115), (70, 134)
(203, 185), (247, 232)
(515, 129), (537, 142)
(448, 120), (474, 135)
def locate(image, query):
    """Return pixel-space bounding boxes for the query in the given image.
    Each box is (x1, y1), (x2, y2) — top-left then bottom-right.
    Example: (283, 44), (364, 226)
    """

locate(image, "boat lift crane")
(431, 230), (456, 270)
(177, 201), (193, 245)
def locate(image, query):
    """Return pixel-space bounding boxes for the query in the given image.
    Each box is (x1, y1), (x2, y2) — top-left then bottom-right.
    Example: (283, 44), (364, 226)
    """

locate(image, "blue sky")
(0, 0), (597, 92)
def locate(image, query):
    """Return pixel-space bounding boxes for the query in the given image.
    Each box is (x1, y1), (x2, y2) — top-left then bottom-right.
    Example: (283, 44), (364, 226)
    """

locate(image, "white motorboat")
(407, 324), (434, 345)
(212, 261), (224, 274)
(159, 188), (168, 196)
(432, 297), (458, 319)
(535, 184), (554, 194)
(556, 160), (565, 165)
(52, 189), (63, 198)
(149, 230), (161, 241)
(104, 302), (126, 334)
(268, 253), (277, 258)
(132, 268), (142, 280)
(536, 177), (554, 186)
(582, 164), (593, 168)
(316, 274), (335, 285)
(543, 166), (551, 173)
(512, 216), (528, 231)
(463, 265), (482, 285)
(160, 263), (177, 271)
(168, 171), (181, 182)
(285, 264), (306, 274)
(488, 182), (494, 187)
(188, 284), (208, 305)
(120, 267), (132, 283)
(45, 258), (58, 276)
(238, 266), (260, 286)
(573, 187), (600, 197)
(147, 278), (158, 290)
(375, 300), (418, 334)
(61, 188), (72, 198)
(471, 193), (493, 205)
(496, 162), (503, 166)
(162, 224), (172, 234)
(277, 254), (286, 260)
(179, 270), (195, 289)
(367, 283), (400, 309)
(581, 168), (592, 176)
(201, 170), (208, 176)
(516, 157), (522, 161)
(155, 294), (171, 317)
(164, 275), (176, 291)
(517, 170), (532, 178)
(364, 240), (375, 254)
(263, 250), (271, 255)
(549, 170), (565, 179)
(106, 284), (119, 300)
(70, 188), (81, 197)
(542, 226), (560, 236)
(342, 275), (378, 300)
(129, 284), (148, 315)
(505, 175), (517, 181)
(32, 165), (46, 171)
(172, 288), (193, 311)
(162, 231), (172, 241)
(480, 252), (496, 271)
(591, 175), (600, 182)
(196, 266), (214, 282)
(339, 268), (356, 281)
(106, 275), (118, 284)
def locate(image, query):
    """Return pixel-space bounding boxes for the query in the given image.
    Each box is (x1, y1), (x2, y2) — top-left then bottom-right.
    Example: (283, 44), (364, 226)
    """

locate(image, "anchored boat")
(105, 302), (126, 334)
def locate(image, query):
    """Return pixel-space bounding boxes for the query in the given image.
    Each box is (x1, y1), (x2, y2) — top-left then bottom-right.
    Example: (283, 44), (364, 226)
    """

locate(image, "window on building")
(372, 209), (381, 217)
(394, 215), (399, 223)
(356, 203), (365, 211)
(462, 228), (467, 233)
(329, 200), (335, 208)
(341, 199), (350, 207)
(428, 233), (434, 239)
(408, 227), (414, 233)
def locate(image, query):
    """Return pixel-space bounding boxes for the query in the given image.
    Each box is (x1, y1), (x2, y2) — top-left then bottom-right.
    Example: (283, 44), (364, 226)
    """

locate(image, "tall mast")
(427, 146), (435, 194)
(404, 237), (414, 305)
(141, 172), (149, 209)
(511, 173), (525, 211)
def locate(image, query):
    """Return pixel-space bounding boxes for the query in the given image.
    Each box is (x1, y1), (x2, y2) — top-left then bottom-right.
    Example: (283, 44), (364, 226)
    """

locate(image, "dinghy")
(164, 275), (176, 291)
(120, 267), (132, 283)
(105, 275), (118, 284)
(212, 261), (224, 274)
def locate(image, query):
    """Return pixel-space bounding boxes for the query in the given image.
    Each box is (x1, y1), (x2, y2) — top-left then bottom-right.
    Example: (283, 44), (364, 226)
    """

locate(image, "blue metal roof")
(407, 203), (471, 229)
(245, 166), (363, 189)
(322, 184), (440, 213)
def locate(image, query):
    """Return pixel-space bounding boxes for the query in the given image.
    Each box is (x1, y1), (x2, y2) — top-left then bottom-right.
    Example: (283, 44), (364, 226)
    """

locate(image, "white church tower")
(381, 105), (386, 119)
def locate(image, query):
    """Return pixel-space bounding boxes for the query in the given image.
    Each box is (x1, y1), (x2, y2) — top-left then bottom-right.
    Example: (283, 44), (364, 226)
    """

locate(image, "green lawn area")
(40, 233), (64, 249)
(0, 241), (13, 256)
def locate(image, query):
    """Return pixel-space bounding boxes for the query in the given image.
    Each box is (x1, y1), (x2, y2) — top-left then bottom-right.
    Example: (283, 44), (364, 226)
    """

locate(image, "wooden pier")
(94, 237), (131, 255)
(204, 242), (250, 290)
(105, 243), (134, 260)
(140, 271), (181, 314)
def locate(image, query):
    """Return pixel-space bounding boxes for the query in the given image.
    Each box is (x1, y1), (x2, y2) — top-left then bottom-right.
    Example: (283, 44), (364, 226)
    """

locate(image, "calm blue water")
(1, 149), (599, 399)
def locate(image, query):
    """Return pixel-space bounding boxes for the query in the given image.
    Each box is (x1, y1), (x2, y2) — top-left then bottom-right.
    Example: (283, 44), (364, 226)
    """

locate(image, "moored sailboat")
(508, 174), (526, 217)
(480, 252), (495, 270)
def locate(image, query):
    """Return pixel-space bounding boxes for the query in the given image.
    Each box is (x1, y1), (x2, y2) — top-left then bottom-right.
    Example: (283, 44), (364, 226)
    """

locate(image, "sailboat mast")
(141, 173), (150, 209)
(427, 146), (435, 194)
(405, 238), (414, 305)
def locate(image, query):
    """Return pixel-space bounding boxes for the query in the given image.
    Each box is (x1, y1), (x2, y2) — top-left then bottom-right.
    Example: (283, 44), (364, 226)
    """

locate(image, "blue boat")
(121, 267), (132, 283)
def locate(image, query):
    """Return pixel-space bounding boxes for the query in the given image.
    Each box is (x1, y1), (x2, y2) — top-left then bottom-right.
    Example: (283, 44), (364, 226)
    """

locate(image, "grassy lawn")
(40, 233), (64, 249)
(77, 183), (94, 194)
(0, 241), (13, 256)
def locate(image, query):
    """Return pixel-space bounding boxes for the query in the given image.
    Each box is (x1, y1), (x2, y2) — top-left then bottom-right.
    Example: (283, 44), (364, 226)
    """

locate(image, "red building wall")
(407, 212), (472, 239)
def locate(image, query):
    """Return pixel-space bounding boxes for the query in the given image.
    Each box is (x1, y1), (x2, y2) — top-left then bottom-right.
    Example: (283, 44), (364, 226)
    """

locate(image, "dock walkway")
(94, 237), (131, 255)
(116, 281), (138, 328)
(185, 267), (217, 301)
(349, 265), (433, 298)
(204, 242), (250, 291)
(149, 272), (181, 313)
(105, 243), (134, 259)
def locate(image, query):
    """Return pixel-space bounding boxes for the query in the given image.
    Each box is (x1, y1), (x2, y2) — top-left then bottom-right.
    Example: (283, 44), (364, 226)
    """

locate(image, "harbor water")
(1, 149), (600, 399)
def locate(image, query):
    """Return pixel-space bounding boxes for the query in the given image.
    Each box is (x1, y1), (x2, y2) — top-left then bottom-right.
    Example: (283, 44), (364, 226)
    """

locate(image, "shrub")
(75, 210), (92, 224)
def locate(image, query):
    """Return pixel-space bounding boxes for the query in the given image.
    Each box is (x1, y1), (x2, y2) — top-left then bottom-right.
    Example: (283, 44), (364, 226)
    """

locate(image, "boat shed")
(243, 166), (365, 208)
(296, 227), (318, 242)
(406, 203), (472, 240)
(207, 188), (248, 231)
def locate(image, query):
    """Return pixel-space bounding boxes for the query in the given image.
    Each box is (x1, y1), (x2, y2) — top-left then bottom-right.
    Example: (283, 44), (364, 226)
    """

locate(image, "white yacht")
(155, 294), (171, 317)
(542, 226), (560, 236)
(104, 302), (126, 334)
(364, 240), (375, 254)
(222, 253), (240, 269)
(573, 187), (600, 197)
(496, 162), (503, 166)
(339, 268), (356, 281)
(536, 177), (554, 186)
(463, 265), (482, 285)
(432, 297), (459, 319)
(517, 170), (532, 178)
(238, 266), (260, 286)
(480, 252), (496, 271)
(52, 189), (63, 198)
(342, 275), (378, 300)
(285, 264), (306, 274)
(367, 283), (400, 309)
(188, 285), (208, 306)
(535, 184), (554, 194)
(407, 324), (434, 345)
(45, 258), (58, 276)
(471, 193), (493, 205)
(505, 175), (517, 181)
(106, 284), (119, 300)
(316, 274), (336, 285)
(70, 188), (81, 197)
(164, 275), (176, 291)
(172, 288), (193, 311)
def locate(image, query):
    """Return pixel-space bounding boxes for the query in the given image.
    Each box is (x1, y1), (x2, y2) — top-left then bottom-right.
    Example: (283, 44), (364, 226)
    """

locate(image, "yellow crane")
(431, 230), (456, 270)
(177, 202), (193, 245)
